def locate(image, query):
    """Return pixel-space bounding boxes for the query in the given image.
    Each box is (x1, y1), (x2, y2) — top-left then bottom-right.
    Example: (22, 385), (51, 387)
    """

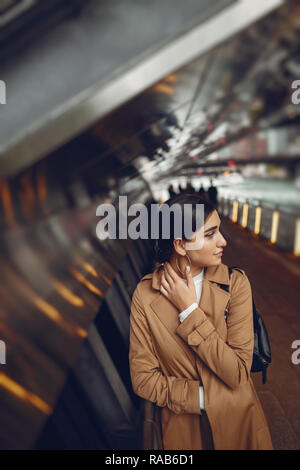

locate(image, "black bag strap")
(221, 266), (271, 384)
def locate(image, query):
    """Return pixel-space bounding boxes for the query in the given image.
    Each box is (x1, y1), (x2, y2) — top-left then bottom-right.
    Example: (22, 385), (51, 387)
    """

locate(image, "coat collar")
(148, 262), (231, 370)
(151, 262), (230, 291)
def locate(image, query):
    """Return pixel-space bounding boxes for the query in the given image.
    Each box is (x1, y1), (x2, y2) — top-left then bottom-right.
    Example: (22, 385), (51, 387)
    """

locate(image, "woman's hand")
(160, 262), (197, 312)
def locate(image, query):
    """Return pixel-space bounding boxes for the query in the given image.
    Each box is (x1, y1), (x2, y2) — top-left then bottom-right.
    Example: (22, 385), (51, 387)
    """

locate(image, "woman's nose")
(218, 232), (227, 247)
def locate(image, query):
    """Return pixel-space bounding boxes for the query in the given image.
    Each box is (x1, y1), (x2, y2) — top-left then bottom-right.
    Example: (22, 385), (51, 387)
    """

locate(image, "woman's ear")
(173, 238), (186, 256)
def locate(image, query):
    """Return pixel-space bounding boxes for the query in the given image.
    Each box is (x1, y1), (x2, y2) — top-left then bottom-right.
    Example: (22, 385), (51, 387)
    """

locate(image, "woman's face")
(177, 209), (227, 268)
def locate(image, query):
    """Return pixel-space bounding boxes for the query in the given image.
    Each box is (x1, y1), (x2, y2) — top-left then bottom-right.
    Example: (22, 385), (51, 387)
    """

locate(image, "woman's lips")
(214, 251), (223, 256)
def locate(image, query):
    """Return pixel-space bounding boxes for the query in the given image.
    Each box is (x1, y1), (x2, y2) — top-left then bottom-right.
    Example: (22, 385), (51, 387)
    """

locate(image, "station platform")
(220, 217), (300, 450)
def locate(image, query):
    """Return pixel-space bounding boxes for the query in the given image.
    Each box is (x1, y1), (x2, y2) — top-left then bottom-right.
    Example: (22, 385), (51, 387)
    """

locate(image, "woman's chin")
(210, 256), (223, 266)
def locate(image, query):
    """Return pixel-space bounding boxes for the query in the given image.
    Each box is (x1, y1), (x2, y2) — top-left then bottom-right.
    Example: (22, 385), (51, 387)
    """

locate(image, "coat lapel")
(150, 290), (197, 364)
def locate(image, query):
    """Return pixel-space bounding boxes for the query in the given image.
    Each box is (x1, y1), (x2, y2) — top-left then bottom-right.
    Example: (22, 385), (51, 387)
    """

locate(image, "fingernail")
(186, 266), (190, 273)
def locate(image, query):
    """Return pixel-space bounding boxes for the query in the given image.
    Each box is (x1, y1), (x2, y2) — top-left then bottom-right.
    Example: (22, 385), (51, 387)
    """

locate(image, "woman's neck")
(169, 255), (204, 279)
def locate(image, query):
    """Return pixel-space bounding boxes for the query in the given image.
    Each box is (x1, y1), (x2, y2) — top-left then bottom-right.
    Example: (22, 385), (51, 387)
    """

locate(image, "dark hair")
(153, 193), (215, 264)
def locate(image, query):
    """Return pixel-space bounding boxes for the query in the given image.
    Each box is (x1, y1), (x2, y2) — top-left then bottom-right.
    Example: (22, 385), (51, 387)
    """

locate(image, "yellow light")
(34, 297), (63, 324)
(77, 328), (88, 338)
(242, 203), (248, 228)
(0, 373), (52, 415)
(0, 180), (18, 228)
(37, 168), (49, 215)
(76, 257), (98, 278)
(52, 280), (84, 307)
(270, 210), (280, 243)
(99, 272), (112, 285)
(152, 83), (174, 95)
(232, 201), (238, 223)
(76, 256), (112, 284)
(5, 269), (86, 338)
(34, 294), (86, 337)
(254, 206), (262, 234)
(70, 267), (103, 297)
(20, 173), (35, 223)
(164, 74), (177, 83)
(293, 217), (300, 256)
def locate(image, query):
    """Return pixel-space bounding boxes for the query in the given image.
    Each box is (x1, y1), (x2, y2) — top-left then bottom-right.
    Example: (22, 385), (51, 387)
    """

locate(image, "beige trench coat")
(129, 262), (273, 450)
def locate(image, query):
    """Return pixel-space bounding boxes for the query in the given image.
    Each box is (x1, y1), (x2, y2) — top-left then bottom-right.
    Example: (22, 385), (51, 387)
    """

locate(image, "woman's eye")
(206, 232), (215, 238)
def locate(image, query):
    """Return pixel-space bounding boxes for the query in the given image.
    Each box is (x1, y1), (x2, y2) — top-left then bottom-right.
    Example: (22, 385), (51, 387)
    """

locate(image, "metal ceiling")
(0, 0), (283, 178)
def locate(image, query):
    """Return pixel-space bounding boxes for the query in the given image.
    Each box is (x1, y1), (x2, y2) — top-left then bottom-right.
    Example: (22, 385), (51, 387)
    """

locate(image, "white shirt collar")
(183, 268), (204, 283)
(193, 269), (204, 282)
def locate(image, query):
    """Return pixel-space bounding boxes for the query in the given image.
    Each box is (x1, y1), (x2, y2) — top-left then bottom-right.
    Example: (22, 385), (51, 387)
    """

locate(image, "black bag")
(217, 266), (271, 384)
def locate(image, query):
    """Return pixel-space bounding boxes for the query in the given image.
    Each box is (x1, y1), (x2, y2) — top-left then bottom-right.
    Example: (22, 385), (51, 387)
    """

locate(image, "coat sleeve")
(175, 270), (254, 390)
(129, 283), (202, 415)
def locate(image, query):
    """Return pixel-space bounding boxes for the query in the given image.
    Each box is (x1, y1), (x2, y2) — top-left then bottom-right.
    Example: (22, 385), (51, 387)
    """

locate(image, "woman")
(129, 193), (273, 450)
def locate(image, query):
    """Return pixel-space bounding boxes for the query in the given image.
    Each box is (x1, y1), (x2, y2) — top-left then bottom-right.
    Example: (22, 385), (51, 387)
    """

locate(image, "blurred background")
(0, 0), (299, 450)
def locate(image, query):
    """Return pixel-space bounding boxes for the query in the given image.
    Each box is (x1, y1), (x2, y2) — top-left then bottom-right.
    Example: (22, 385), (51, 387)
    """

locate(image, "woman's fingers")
(160, 285), (169, 297)
(164, 262), (178, 283)
(161, 271), (170, 290)
(163, 265), (174, 286)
